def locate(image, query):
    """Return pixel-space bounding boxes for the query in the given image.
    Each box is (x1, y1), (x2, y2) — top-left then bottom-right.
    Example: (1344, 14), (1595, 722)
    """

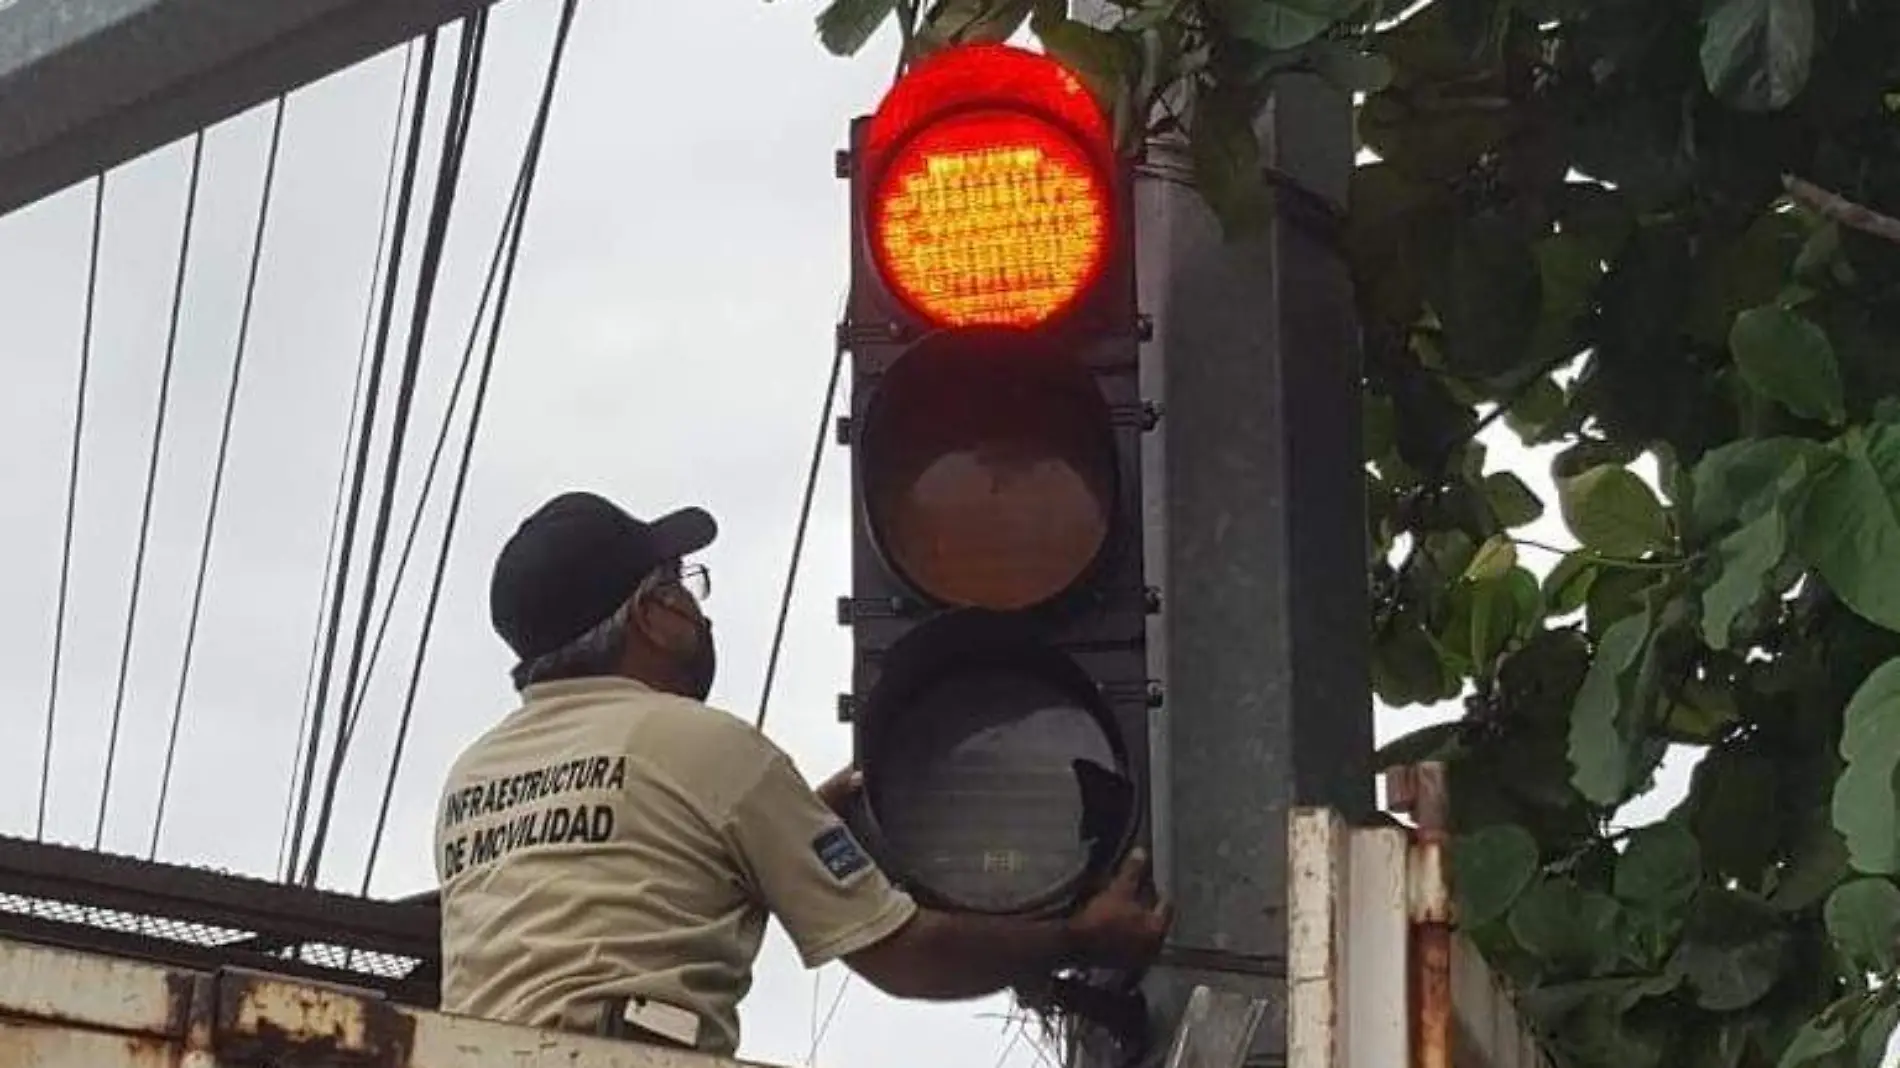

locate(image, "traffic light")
(835, 43), (1154, 925)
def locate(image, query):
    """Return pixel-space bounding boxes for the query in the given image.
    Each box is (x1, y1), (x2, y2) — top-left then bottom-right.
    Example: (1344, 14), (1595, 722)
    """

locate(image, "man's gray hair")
(510, 569), (668, 690)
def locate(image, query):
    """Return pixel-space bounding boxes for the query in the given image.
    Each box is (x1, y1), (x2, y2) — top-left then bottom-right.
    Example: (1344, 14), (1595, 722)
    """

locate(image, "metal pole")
(1070, 8), (1375, 1064)
(0, 0), (510, 217)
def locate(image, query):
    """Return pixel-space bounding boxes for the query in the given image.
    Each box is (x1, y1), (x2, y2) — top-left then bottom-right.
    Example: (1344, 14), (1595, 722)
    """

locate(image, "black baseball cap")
(489, 491), (717, 662)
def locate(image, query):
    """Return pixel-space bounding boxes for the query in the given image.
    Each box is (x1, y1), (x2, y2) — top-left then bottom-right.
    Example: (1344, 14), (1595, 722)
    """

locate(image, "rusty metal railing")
(1287, 763), (1551, 1068)
(0, 934), (777, 1068)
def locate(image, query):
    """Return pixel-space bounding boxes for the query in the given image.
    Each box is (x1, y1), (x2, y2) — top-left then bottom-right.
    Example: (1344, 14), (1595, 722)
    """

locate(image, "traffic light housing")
(835, 44), (1154, 924)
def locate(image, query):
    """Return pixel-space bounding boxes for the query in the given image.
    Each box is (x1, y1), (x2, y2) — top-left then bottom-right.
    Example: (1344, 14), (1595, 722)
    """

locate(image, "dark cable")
(344, 168), (510, 737)
(94, 133), (206, 851)
(278, 42), (419, 881)
(301, 12), (491, 887)
(149, 97), (289, 862)
(324, 15), (486, 759)
(286, 30), (441, 883)
(361, 0), (580, 893)
(37, 174), (106, 843)
(755, 343), (846, 730)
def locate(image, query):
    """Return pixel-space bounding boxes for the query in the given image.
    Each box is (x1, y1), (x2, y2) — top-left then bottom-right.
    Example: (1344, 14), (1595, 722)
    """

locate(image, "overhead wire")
(278, 41), (420, 882)
(360, 0), (582, 894)
(285, 29), (442, 884)
(37, 173), (106, 843)
(148, 96), (289, 862)
(761, 25), (920, 736)
(94, 132), (207, 851)
(806, 972), (854, 1065)
(755, 293), (848, 732)
(299, 11), (492, 888)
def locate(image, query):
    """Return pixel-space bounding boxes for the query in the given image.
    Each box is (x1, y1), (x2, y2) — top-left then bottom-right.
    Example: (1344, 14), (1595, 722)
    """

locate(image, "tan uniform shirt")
(433, 676), (917, 1056)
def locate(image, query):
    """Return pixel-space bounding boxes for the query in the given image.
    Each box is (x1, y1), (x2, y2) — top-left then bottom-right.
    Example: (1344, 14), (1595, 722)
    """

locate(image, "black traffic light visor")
(857, 328), (1121, 616)
(853, 610), (1141, 916)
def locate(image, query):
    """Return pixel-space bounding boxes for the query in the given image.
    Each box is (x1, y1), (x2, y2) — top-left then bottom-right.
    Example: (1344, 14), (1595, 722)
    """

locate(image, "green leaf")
(1452, 823), (1540, 928)
(1701, 506), (1789, 651)
(1506, 377), (1567, 443)
(1304, 39), (1393, 94)
(817, 0), (897, 56)
(1520, 973), (1681, 1027)
(1688, 746), (1783, 881)
(1510, 877), (1621, 970)
(1373, 610), (1460, 707)
(1730, 306), (1846, 425)
(1373, 722), (1467, 770)
(921, 0), (1037, 44)
(1660, 678), (1740, 744)
(1188, 82), (1273, 237)
(1616, 822), (1703, 907)
(1799, 427), (1900, 632)
(1692, 1019), (1758, 1068)
(1776, 1013), (1848, 1068)
(1484, 472), (1545, 528)
(1823, 878), (1900, 970)
(1465, 534), (1518, 581)
(1431, 216), (1543, 379)
(1670, 925), (1791, 1012)
(1771, 819), (1849, 912)
(1793, 222), (1842, 281)
(1468, 576), (1520, 677)
(1855, 1001), (1900, 1067)
(1544, 553), (1598, 615)
(1206, 0), (1335, 49)
(1569, 612), (1654, 806)
(1585, 566), (1659, 637)
(1689, 436), (1830, 541)
(1363, 394), (1396, 464)
(1559, 465), (1670, 557)
(1833, 659), (1900, 874)
(1029, 11), (1137, 115)
(1700, 0), (1817, 112)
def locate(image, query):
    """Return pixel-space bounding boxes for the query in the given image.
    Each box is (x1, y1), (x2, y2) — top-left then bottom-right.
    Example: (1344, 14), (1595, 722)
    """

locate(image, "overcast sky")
(0, 2), (1691, 1067)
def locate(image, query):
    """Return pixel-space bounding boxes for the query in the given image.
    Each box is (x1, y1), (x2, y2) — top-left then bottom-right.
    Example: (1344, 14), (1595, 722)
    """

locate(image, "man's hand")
(1064, 849), (1172, 970)
(841, 847), (1171, 1002)
(814, 764), (863, 817)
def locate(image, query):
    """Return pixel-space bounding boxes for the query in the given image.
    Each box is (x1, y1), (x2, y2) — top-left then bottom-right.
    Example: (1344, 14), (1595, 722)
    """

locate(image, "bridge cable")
(277, 41), (420, 882)
(94, 131), (207, 851)
(149, 96), (289, 861)
(299, 11), (492, 887)
(36, 174), (106, 843)
(284, 29), (443, 883)
(360, 0), (582, 895)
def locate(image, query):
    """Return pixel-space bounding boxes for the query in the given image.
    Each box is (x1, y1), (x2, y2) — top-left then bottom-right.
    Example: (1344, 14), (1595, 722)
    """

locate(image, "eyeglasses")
(675, 562), (711, 602)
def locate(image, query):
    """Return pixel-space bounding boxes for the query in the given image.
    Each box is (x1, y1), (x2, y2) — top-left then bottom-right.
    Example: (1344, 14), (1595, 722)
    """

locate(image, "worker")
(433, 490), (1171, 1057)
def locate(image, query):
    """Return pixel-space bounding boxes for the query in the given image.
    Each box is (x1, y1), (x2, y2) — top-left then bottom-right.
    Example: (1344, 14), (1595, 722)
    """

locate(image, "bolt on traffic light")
(834, 43), (1156, 922)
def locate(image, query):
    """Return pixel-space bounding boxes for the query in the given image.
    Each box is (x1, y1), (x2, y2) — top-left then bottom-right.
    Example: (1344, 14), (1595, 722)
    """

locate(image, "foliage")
(808, 0), (1900, 1063)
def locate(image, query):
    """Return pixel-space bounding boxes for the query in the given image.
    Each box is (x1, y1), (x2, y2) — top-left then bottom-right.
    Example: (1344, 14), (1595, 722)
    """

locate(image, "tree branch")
(1459, 347), (1579, 445)
(1513, 537), (1686, 571)
(894, 0), (919, 79)
(1784, 174), (1900, 247)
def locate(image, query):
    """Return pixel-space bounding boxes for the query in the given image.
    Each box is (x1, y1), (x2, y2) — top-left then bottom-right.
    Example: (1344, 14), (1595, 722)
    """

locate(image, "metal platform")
(0, 834), (440, 1006)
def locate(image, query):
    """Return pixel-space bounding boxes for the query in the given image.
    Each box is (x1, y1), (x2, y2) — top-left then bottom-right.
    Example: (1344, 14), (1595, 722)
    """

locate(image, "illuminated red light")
(866, 44), (1114, 330)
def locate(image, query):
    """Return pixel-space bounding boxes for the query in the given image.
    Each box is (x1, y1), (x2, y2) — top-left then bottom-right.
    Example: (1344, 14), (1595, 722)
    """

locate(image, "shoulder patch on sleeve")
(812, 825), (872, 882)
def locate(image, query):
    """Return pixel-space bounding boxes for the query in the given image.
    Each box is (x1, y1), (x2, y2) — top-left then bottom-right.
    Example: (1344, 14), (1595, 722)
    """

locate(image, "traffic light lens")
(866, 663), (1133, 914)
(862, 333), (1117, 611)
(871, 110), (1109, 329)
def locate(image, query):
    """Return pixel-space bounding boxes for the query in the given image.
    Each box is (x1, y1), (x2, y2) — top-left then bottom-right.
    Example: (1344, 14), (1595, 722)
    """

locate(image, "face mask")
(679, 615), (716, 701)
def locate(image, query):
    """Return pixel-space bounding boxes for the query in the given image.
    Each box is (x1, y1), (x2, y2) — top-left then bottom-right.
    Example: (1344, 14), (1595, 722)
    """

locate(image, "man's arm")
(842, 850), (1166, 1001)
(726, 748), (1169, 1002)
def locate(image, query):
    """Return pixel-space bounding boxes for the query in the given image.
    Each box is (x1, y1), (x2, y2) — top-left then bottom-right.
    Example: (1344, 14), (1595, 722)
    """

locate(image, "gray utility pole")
(1135, 77), (1372, 1068)
(1073, 6), (1375, 1068)
(0, 0), (508, 217)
